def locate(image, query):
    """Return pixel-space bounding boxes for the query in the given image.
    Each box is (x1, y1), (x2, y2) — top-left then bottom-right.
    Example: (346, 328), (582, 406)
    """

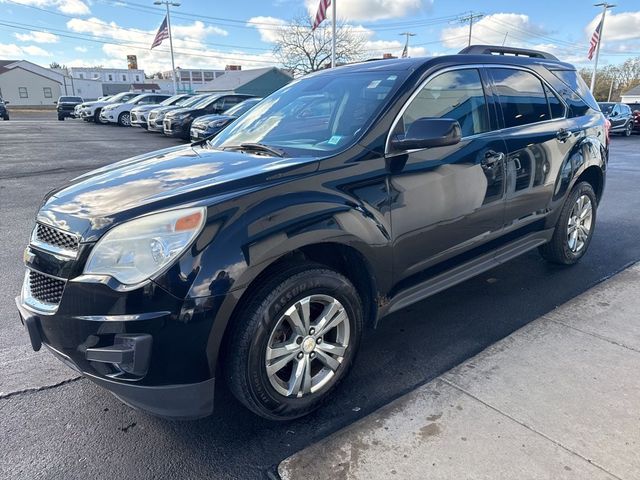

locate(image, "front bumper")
(163, 119), (190, 138)
(131, 112), (147, 127)
(101, 110), (118, 123)
(147, 119), (164, 132)
(15, 255), (219, 419)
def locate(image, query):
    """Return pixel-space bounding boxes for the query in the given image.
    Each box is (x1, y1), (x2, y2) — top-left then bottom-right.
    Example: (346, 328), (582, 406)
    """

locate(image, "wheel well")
(577, 166), (604, 203)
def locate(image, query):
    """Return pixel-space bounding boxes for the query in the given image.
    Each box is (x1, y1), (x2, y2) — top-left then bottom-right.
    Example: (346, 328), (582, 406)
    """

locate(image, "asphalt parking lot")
(1, 112), (640, 479)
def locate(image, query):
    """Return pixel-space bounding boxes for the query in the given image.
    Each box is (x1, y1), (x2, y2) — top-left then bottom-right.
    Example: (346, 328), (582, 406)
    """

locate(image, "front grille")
(148, 112), (157, 121)
(29, 270), (65, 305)
(35, 224), (80, 252)
(131, 113), (138, 121)
(164, 119), (171, 130)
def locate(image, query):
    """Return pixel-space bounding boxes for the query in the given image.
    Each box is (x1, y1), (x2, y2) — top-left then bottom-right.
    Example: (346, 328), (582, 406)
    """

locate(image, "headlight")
(208, 119), (228, 128)
(84, 207), (206, 285)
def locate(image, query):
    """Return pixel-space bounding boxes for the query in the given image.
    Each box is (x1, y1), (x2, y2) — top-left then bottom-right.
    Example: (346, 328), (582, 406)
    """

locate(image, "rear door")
(487, 66), (572, 231)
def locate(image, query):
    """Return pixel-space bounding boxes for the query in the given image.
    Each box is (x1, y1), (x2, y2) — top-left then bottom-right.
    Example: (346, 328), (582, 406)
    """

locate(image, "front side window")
(398, 69), (490, 138)
(491, 68), (551, 127)
(43, 87), (52, 98)
(210, 71), (405, 157)
(19, 87), (28, 98)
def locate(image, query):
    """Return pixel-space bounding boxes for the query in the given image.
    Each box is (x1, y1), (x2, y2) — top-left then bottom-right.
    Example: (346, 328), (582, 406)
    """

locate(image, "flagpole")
(154, 0), (180, 94)
(331, 0), (336, 67)
(590, 3), (615, 93)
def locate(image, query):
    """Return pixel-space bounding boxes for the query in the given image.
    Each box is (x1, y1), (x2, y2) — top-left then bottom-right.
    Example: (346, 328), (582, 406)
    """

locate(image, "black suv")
(598, 102), (634, 136)
(56, 96), (83, 121)
(16, 46), (607, 421)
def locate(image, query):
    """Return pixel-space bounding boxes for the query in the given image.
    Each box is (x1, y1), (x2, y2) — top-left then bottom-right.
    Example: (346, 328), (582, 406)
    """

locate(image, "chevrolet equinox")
(17, 45), (608, 420)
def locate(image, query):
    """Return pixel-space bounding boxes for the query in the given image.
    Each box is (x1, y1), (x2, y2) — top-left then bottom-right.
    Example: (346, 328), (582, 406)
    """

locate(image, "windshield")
(161, 95), (184, 106)
(128, 94), (150, 104)
(192, 95), (218, 109)
(109, 92), (132, 103)
(224, 99), (262, 117)
(598, 103), (614, 115)
(210, 71), (405, 156)
(59, 96), (82, 102)
(179, 94), (209, 107)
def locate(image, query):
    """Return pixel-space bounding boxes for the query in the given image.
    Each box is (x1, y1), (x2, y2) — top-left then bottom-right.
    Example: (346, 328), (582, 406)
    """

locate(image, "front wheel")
(118, 112), (131, 126)
(224, 263), (363, 420)
(624, 121), (633, 137)
(539, 181), (597, 265)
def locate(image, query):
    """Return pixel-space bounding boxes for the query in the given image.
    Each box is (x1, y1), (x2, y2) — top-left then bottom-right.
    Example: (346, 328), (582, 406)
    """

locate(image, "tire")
(118, 112), (131, 127)
(224, 263), (363, 420)
(539, 181), (597, 265)
(93, 109), (103, 123)
(3, 115), (8, 121)
(624, 121), (633, 137)
(58, 116), (64, 121)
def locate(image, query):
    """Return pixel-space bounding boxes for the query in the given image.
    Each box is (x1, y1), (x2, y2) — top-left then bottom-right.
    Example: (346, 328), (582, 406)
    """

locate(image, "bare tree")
(580, 57), (640, 101)
(273, 15), (367, 76)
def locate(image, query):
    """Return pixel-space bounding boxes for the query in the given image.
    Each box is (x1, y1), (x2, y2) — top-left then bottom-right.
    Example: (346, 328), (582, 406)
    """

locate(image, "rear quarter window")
(550, 69), (598, 114)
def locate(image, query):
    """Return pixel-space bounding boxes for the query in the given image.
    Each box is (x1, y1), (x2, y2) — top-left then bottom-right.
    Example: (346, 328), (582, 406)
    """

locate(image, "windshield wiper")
(224, 143), (286, 157)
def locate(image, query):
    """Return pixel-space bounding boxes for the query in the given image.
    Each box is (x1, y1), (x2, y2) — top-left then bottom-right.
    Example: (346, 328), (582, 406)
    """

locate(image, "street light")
(153, 1), (181, 94)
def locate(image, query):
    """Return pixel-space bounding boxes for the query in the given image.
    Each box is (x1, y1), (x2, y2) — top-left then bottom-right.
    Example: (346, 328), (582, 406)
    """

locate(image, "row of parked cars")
(63, 91), (262, 142)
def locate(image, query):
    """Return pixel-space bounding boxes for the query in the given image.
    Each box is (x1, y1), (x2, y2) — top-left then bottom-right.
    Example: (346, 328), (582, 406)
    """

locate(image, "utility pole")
(459, 12), (484, 47)
(399, 32), (416, 58)
(590, 2), (615, 93)
(607, 76), (616, 102)
(154, 0), (180, 94)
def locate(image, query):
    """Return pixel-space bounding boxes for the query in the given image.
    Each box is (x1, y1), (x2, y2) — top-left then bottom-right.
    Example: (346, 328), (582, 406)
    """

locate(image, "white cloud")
(64, 16), (276, 72)
(304, 0), (428, 22)
(586, 11), (640, 43)
(0, 42), (51, 57)
(14, 31), (59, 43)
(0, 0), (90, 15)
(75, 46), (88, 52)
(247, 16), (287, 43)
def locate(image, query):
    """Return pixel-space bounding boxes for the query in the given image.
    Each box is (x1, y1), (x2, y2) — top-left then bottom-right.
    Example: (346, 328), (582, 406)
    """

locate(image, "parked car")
(16, 45), (607, 421)
(146, 94), (211, 133)
(190, 97), (262, 142)
(163, 94), (255, 140)
(74, 97), (110, 120)
(99, 93), (172, 126)
(598, 102), (634, 136)
(0, 98), (8, 120)
(130, 94), (192, 128)
(55, 96), (83, 121)
(624, 103), (640, 132)
(78, 92), (138, 123)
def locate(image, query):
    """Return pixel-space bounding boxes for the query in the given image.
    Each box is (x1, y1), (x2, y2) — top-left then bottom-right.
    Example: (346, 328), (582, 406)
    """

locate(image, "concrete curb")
(278, 264), (640, 480)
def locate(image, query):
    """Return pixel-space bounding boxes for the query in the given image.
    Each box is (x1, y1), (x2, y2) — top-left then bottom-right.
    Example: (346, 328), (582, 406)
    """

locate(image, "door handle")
(482, 150), (504, 167)
(556, 128), (572, 142)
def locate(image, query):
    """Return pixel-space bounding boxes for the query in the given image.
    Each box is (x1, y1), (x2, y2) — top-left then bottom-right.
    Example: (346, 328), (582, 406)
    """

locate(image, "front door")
(389, 67), (507, 285)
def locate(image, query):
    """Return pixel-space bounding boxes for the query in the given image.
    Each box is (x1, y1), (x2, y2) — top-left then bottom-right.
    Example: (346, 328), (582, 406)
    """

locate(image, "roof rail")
(459, 45), (558, 61)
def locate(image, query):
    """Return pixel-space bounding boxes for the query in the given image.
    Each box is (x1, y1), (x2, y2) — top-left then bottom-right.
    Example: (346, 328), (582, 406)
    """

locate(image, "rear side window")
(399, 68), (490, 138)
(550, 69), (599, 112)
(491, 68), (550, 127)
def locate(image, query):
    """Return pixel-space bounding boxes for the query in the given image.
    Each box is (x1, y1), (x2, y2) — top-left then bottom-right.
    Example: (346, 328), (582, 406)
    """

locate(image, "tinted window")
(550, 69), (599, 112)
(399, 69), (489, 138)
(59, 96), (82, 102)
(492, 69), (550, 127)
(598, 103), (614, 115)
(544, 85), (565, 119)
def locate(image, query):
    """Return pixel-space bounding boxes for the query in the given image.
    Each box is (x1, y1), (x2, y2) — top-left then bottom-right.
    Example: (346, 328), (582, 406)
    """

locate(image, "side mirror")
(391, 118), (462, 151)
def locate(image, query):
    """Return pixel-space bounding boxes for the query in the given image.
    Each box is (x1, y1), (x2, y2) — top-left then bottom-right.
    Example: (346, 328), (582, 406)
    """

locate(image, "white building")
(68, 67), (146, 95)
(161, 68), (225, 93)
(0, 60), (103, 105)
(621, 86), (640, 104)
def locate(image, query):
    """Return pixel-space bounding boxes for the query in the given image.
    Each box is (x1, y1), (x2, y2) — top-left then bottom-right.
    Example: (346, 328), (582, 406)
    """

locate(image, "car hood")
(103, 102), (124, 109)
(37, 145), (318, 241)
(149, 105), (182, 115)
(166, 107), (203, 117)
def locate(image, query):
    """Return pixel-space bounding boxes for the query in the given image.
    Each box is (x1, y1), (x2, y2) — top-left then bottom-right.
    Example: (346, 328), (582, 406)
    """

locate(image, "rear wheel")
(118, 112), (131, 126)
(539, 181), (597, 265)
(224, 263), (363, 420)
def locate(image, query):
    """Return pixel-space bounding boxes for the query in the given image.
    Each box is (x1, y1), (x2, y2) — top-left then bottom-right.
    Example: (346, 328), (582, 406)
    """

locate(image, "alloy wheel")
(567, 194), (593, 253)
(120, 113), (131, 126)
(265, 294), (350, 398)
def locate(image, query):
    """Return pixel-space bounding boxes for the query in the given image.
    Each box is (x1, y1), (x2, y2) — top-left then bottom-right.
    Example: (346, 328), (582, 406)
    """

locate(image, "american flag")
(151, 16), (169, 50)
(312, 0), (331, 31)
(587, 19), (603, 60)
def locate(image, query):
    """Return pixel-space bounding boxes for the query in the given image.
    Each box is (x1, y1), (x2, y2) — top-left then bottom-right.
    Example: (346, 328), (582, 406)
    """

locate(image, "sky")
(1, 0), (640, 73)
